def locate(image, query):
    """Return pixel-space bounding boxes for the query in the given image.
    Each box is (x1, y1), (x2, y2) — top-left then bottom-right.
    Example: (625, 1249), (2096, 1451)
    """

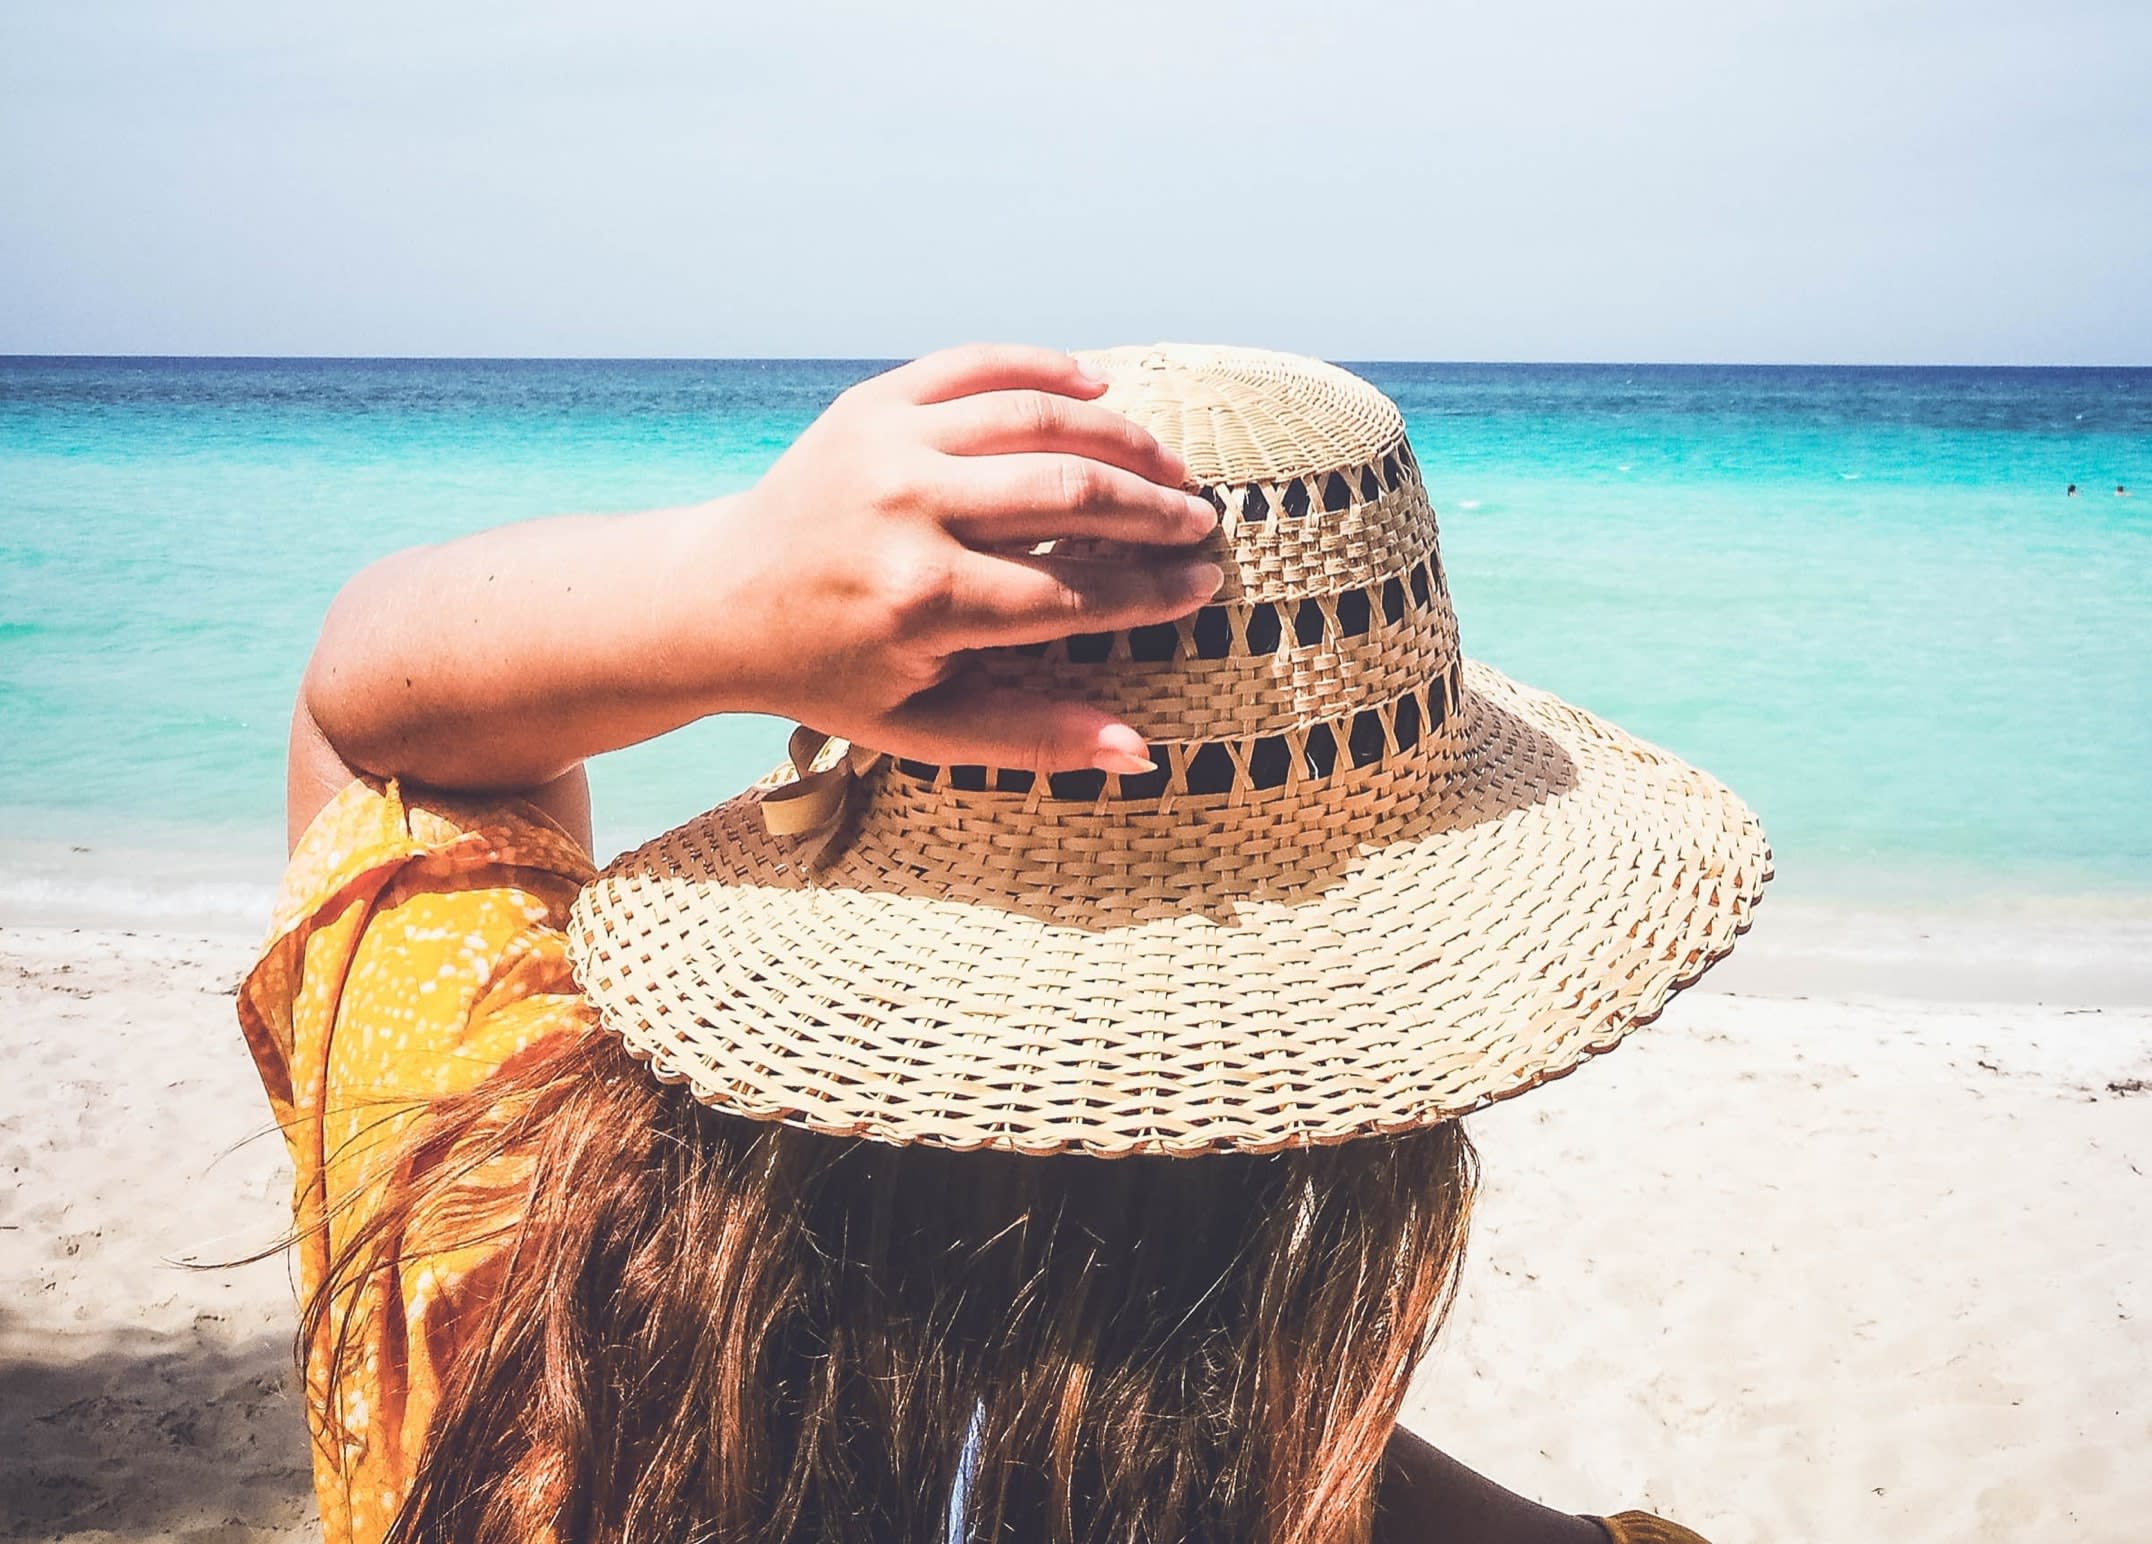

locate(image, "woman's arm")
(289, 345), (1223, 851)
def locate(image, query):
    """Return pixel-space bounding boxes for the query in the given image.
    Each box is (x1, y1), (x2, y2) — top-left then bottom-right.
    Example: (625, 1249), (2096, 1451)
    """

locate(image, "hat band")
(1203, 434), (1419, 527)
(1003, 544), (1449, 671)
(890, 660), (1466, 805)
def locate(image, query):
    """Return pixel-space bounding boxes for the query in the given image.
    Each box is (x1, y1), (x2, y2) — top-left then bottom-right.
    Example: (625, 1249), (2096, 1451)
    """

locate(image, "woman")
(241, 344), (1768, 1543)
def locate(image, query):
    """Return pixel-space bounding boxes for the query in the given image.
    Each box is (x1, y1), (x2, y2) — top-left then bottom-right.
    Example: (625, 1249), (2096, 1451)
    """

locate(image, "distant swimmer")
(2067, 483), (2078, 496)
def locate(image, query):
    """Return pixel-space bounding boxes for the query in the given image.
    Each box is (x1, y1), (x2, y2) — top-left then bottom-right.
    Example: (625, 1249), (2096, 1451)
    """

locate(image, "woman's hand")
(702, 344), (1220, 773)
(293, 344), (1215, 848)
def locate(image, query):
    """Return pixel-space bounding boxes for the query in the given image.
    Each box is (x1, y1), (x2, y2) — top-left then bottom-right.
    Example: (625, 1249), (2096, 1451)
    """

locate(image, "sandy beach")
(8, 0), (2148, 1530)
(3, 899), (2148, 1541)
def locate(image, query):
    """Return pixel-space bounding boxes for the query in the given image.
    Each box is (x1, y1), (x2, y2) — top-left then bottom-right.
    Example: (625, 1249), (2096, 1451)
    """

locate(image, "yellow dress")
(238, 778), (1708, 1544)
(238, 779), (595, 1542)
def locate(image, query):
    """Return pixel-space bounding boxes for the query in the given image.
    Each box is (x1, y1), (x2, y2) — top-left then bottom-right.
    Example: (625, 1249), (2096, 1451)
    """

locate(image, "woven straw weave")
(568, 344), (1771, 1158)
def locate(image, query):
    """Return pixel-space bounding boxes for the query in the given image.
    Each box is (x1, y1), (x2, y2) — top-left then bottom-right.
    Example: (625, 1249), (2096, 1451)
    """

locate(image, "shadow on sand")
(0, 1310), (315, 1540)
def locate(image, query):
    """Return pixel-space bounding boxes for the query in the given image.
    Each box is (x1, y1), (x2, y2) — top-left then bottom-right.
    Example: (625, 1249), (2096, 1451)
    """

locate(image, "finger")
(939, 550), (1224, 647)
(922, 391), (1187, 487)
(878, 344), (1109, 407)
(940, 455), (1218, 547)
(881, 684), (1156, 775)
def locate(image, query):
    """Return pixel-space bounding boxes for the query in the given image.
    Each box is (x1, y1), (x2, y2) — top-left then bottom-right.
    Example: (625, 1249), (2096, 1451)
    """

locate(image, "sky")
(2, 0), (2147, 363)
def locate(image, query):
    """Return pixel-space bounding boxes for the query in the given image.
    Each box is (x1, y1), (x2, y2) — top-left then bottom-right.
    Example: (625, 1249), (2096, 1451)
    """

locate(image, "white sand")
(3, 910), (2147, 1541)
(2, 927), (314, 1541)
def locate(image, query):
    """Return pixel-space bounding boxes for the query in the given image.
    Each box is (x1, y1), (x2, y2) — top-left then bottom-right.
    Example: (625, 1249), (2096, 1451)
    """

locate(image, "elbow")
(298, 551), (430, 779)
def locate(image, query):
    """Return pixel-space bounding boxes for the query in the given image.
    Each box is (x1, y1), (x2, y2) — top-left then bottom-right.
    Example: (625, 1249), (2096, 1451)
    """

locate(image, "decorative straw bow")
(759, 725), (884, 867)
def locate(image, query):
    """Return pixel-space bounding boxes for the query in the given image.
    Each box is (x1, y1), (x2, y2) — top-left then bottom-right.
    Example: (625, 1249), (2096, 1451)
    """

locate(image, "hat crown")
(896, 345), (1463, 803)
(1081, 343), (1407, 485)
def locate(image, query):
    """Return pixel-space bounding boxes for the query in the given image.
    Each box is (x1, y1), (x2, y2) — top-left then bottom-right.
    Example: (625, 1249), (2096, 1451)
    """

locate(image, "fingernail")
(1092, 724), (1156, 775)
(1158, 445), (1189, 482)
(1074, 360), (1110, 388)
(1184, 493), (1220, 531)
(1186, 560), (1226, 600)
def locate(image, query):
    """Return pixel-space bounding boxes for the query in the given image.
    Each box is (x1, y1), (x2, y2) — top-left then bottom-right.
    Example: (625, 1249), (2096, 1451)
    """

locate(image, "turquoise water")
(3, 357), (2148, 913)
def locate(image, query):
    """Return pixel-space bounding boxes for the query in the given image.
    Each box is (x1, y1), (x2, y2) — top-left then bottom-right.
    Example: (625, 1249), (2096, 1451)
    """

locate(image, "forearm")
(302, 498), (757, 793)
(288, 343), (1219, 845)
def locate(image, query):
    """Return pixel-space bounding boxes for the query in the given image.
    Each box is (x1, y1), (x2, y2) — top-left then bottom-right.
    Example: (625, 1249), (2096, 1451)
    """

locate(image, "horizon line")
(5, 352), (2151, 371)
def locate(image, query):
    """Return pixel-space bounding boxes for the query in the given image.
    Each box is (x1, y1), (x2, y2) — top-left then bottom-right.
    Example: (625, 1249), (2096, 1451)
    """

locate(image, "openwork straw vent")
(569, 345), (1771, 1158)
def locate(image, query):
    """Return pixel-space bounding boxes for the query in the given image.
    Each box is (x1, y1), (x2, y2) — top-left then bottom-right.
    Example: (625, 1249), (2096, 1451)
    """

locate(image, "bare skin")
(291, 343), (1608, 1544)
(293, 343), (1221, 848)
(1379, 1429), (1608, 1544)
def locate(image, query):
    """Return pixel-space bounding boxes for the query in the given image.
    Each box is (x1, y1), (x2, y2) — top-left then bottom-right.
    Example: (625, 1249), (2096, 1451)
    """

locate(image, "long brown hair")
(307, 1027), (1476, 1544)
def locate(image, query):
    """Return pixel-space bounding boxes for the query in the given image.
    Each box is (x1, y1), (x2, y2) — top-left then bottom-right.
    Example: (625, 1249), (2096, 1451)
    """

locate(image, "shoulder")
(267, 775), (595, 941)
(1374, 1431), (1713, 1544)
(1375, 1429), (1606, 1544)
(238, 776), (597, 1131)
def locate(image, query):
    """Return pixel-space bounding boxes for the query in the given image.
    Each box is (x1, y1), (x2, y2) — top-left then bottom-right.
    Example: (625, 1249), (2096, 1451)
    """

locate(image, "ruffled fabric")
(237, 779), (594, 1543)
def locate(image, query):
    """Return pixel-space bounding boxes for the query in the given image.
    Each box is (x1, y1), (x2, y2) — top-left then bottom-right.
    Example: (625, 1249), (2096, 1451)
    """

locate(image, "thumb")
(880, 685), (1155, 775)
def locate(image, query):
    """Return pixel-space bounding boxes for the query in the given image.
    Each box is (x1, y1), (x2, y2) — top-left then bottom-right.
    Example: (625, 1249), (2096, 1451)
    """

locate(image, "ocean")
(3, 357), (2147, 928)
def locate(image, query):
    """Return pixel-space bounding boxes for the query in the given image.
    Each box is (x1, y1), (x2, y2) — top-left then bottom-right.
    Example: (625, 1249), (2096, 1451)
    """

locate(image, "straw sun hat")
(569, 344), (1770, 1158)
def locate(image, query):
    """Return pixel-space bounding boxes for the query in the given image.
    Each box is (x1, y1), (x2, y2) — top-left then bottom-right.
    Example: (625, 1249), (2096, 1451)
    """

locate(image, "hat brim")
(567, 661), (1770, 1158)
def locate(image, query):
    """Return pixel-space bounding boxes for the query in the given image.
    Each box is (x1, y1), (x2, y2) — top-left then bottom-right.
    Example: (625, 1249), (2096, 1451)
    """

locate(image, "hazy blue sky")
(4, 1), (2147, 362)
